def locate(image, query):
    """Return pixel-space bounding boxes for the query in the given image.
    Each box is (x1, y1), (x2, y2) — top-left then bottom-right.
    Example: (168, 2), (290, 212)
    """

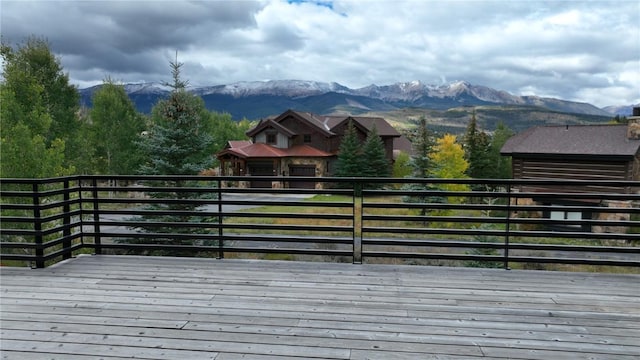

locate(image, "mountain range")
(79, 80), (634, 127)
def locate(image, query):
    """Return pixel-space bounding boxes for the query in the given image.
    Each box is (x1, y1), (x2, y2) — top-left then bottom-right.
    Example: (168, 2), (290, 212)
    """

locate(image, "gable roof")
(249, 109), (335, 137)
(288, 111), (336, 136)
(349, 116), (401, 137)
(246, 118), (296, 138)
(310, 114), (401, 137)
(245, 109), (401, 139)
(218, 142), (332, 159)
(501, 125), (640, 158)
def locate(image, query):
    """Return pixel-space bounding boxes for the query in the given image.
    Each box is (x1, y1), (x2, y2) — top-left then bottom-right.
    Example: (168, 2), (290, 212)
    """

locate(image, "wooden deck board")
(1, 255), (639, 359)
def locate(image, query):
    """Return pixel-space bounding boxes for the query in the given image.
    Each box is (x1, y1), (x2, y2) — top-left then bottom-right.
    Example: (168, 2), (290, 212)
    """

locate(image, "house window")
(266, 133), (276, 144)
(303, 134), (311, 143)
(544, 203), (591, 232)
(550, 210), (582, 228)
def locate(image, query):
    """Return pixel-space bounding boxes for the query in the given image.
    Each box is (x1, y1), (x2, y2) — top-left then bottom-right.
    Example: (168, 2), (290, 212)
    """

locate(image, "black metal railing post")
(353, 179), (362, 264)
(91, 177), (102, 255)
(504, 183), (512, 270)
(217, 178), (224, 259)
(78, 178), (85, 248)
(32, 182), (44, 268)
(62, 179), (72, 260)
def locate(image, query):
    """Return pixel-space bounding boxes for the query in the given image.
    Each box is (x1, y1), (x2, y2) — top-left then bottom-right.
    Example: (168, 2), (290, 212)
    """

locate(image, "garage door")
(289, 165), (316, 189)
(248, 162), (274, 188)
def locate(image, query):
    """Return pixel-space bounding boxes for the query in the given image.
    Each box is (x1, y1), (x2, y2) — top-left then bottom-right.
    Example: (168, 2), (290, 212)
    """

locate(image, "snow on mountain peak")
(124, 82), (173, 94)
(193, 80), (349, 97)
(399, 80), (423, 89)
(79, 78), (616, 117)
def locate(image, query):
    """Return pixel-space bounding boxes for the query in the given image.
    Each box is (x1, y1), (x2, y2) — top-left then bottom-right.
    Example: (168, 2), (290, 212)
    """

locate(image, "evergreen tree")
(465, 200), (502, 268)
(409, 116), (435, 178)
(463, 111), (492, 182)
(360, 125), (390, 189)
(361, 125), (390, 178)
(334, 120), (363, 177)
(401, 117), (440, 215)
(138, 60), (213, 175)
(129, 58), (215, 255)
(90, 78), (146, 175)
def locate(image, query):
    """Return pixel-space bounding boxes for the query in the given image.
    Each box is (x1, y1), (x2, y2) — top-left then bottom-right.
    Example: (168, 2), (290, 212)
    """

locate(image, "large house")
(500, 107), (640, 232)
(216, 109), (403, 188)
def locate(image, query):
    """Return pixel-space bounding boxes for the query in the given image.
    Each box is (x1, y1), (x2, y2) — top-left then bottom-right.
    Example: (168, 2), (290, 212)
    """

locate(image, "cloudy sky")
(2, 0), (639, 107)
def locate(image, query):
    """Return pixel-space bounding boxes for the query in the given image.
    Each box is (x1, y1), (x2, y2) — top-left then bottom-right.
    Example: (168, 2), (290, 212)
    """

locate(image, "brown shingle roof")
(321, 115), (401, 137)
(246, 118), (296, 137)
(285, 144), (332, 157)
(268, 110), (336, 137)
(394, 135), (414, 155)
(350, 116), (401, 137)
(245, 110), (401, 139)
(501, 125), (640, 158)
(219, 143), (332, 159)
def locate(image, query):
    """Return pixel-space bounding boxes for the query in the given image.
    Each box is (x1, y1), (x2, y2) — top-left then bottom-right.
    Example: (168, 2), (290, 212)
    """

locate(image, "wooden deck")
(1, 255), (639, 360)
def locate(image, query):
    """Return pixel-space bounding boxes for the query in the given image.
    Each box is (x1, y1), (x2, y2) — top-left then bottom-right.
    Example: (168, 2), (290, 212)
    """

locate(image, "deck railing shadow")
(1, 175), (639, 269)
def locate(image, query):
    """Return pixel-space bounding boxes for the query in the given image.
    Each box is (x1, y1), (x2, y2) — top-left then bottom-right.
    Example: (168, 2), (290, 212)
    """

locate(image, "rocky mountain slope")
(79, 80), (624, 129)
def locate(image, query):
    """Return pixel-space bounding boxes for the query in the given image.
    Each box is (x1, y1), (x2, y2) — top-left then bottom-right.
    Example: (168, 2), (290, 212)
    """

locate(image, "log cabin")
(500, 107), (640, 232)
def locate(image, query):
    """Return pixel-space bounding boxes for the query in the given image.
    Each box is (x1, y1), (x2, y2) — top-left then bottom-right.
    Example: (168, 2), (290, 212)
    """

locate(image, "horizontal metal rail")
(1, 175), (638, 269)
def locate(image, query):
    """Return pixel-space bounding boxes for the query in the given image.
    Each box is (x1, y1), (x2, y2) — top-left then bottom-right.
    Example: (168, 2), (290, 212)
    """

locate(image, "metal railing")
(1, 175), (639, 269)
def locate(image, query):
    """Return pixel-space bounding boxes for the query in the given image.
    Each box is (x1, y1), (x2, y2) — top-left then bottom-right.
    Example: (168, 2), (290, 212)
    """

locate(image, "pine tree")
(409, 117), (435, 178)
(138, 60), (212, 176)
(463, 111), (491, 181)
(401, 117), (440, 215)
(360, 125), (390, 189)
(129, 58), (215, 255)
(361, 125), (390, 178)
(334, 120), (363, 177)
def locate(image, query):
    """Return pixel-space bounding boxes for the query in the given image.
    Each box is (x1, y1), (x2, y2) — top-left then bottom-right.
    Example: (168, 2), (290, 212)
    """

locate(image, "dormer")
(246, 118), (296, 148)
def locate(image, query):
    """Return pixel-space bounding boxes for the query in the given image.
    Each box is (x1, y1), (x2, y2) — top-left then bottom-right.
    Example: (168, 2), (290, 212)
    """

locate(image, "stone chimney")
(628, 106), (640, 140)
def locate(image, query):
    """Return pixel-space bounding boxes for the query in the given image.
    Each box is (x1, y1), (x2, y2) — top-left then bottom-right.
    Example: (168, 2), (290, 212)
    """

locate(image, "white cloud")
(1, 0), (638, 107)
